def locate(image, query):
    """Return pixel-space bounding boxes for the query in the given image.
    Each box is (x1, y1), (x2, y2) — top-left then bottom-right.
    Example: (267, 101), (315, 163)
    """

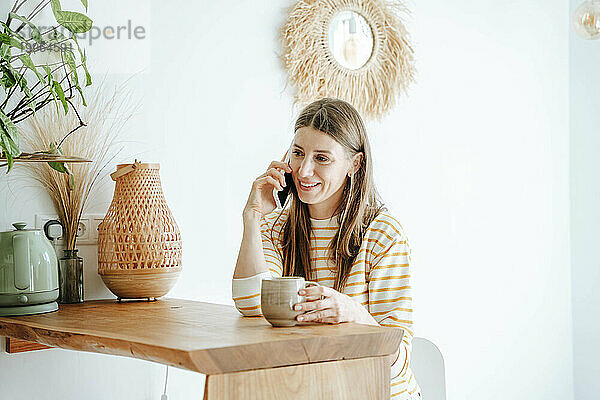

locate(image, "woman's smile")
(298, 180), (321, 191)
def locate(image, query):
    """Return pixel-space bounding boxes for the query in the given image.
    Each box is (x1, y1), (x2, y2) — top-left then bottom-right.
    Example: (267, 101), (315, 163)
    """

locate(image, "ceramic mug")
(261, 277), (320, 327)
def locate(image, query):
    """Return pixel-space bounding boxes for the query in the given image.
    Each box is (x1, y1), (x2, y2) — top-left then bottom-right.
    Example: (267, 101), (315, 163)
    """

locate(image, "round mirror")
(328, 11), (374, 70)
(282, 0), (415, 119)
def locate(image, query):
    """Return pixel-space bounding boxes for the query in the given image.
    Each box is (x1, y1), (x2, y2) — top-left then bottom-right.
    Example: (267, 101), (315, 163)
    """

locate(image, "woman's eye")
(292, 150), (303, 157)
(316, 156), (329, 162)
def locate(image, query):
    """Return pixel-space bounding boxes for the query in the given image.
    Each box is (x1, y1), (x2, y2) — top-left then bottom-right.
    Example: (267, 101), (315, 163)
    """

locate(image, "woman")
(232, 98), (420, 399)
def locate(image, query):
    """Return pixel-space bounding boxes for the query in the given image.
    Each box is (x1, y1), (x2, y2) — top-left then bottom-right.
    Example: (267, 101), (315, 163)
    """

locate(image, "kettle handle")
(13, 234), (31, 290)
(43, 219), (63, 241)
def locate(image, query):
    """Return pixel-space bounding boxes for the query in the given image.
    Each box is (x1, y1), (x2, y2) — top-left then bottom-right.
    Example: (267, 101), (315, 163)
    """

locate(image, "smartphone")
(276, 170), (294, 208)
(275, 143), (294, 208)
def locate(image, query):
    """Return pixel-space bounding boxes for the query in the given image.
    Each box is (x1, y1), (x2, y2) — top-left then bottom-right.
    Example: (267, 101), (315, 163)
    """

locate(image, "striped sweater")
(232, 208), (420, 399)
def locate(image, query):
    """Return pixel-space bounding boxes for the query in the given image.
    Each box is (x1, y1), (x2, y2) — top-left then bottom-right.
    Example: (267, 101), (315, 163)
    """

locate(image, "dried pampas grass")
(21, 80), (137, 250)
(281, 0), (415, 119)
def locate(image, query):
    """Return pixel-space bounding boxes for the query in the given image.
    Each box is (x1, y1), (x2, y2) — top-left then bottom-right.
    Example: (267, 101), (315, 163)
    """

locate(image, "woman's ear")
(348, 152), (364, 177)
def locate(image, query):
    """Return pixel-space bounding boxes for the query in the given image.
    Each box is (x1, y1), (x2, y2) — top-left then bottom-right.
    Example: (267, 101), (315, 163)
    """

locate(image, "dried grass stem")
(21, 81), (136, 250)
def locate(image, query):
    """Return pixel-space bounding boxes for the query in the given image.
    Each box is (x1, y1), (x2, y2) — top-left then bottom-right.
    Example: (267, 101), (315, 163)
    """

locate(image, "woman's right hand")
(243, 160), (292, 220)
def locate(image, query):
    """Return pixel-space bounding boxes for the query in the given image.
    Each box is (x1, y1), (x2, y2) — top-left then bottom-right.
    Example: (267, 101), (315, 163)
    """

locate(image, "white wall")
(390, 1), (572, 398)
(569, 0), (600, 398)
(1, 1), (573, 399)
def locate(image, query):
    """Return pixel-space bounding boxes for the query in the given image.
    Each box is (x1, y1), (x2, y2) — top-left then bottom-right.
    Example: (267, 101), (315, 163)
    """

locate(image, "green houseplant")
(0, 0), (93, 172)
(1, 0), (94, 303)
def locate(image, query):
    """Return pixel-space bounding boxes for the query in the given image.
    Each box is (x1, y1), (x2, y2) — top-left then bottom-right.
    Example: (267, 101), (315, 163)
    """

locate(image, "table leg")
(203, 356), (390, 400)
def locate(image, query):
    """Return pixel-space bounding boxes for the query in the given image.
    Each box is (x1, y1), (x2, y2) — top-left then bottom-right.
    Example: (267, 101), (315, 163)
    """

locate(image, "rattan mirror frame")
(281, 0), (415, 119)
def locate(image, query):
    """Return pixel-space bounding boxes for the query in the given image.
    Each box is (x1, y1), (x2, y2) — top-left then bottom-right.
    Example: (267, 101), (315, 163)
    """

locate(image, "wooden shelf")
(1, 153), (91, 164)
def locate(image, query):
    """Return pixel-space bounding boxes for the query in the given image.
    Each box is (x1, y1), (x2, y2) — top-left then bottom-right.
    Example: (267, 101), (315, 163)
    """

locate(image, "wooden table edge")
(0, 320), (403, 375)
(0, 298), (404, 375)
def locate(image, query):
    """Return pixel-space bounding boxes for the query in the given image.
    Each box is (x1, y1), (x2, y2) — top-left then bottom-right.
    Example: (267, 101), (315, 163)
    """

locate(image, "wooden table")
(0, 298), (403, 399)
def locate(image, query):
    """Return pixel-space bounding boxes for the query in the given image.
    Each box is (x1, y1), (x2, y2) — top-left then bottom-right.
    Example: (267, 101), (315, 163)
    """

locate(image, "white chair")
(410, 337), (446, 400)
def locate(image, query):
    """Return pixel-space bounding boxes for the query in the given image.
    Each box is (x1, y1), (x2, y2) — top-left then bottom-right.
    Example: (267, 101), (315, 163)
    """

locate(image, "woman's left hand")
(293, 285), (358, 324)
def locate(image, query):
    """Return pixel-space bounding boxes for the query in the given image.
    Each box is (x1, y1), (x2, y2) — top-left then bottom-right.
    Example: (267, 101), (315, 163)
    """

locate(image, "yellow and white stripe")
(232, 208), (420, 399)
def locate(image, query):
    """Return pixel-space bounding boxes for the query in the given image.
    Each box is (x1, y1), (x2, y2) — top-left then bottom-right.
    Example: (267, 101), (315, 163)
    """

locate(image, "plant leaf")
(8, 13), (43, 43)
(27, 97), (37, 113)
(55, 11), (93, 34)
(48, 159), (74, 184)
(6, 63), (32, 100)
(50, 0), (62, 14)
(0, 22), (32, 47)
(48, 29), (67, 42)
(0, 32), (24, 50)
(0, 112), (21, 157)
(62, 46), (87, 106)
(80, 0), (88, 12)
(0, 133), (19, 157)
(0, 43), (11, 61)
(41, 65), (52, 79)
(47, 141), (69, 175)
(1, 65), (16, 88)
(18, 53), (45, 84)
(70, 35), (91, 86)
(49, 161), (67, 173)
(41, 65), (60, 114)
(51, 0), (92, 34)
(74, 83), (86, 106)
(52, 80), (69, 114)
(0, 125), (16, 171)
(2, 148), (14, 171)
(83, 60), (91, 86)
(62, 48), (78, 86)
(16, 73), (34, 107)
(49, 141), (59, 153)
(19, 73), (37, 113)
(16, 72), (28, 92)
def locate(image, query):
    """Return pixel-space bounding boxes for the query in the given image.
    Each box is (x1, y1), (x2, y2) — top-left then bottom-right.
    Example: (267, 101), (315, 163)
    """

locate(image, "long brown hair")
(272, 98), (386, 292)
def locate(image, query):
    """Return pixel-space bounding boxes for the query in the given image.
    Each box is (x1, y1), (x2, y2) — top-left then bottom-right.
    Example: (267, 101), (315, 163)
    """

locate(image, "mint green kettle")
(0, 222), (59, 316)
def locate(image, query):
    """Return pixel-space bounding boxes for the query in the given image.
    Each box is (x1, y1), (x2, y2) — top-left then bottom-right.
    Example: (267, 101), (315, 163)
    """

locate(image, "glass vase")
(58, 249), (84, 304)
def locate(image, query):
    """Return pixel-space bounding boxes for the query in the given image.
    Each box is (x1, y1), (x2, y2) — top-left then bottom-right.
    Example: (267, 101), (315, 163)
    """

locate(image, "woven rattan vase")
(98, 162), (182, 301)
